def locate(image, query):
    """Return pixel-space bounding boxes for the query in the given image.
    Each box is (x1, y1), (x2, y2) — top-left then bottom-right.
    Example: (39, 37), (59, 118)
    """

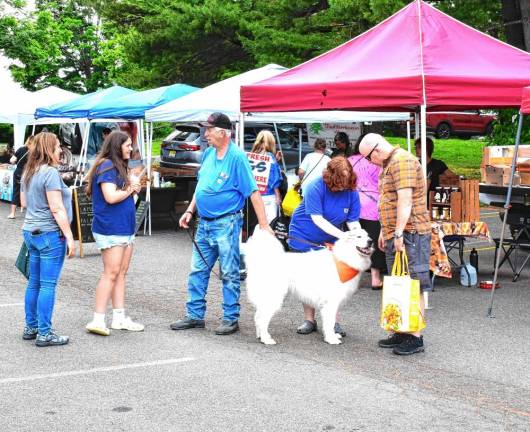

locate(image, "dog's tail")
(245, 227), (287, 306)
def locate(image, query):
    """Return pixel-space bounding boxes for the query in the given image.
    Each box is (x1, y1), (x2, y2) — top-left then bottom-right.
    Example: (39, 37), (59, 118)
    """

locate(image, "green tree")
(0, 0), (122, 92)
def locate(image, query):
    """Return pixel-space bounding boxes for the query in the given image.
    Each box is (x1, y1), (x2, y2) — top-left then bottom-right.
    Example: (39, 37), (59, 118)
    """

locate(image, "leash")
(186, 222), (223, 280)
(286, 235), (325, 249)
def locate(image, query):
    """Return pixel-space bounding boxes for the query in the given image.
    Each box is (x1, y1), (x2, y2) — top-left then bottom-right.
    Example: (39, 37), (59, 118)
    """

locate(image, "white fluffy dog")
(245, 228), (374, 345)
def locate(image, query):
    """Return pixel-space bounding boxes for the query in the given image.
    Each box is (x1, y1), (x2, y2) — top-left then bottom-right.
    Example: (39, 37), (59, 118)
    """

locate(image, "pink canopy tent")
(241, 0), (530, 113)
(522, 87), (530, 114)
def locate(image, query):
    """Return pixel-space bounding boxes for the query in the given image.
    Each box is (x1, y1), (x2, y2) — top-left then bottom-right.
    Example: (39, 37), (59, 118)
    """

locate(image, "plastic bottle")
(460, 264), (477, 287)
(470, 248), (479, 273)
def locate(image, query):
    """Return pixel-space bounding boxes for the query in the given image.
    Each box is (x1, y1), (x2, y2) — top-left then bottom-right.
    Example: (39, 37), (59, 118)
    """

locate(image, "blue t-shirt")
(195, 142), (257, 218)
(263, 152), (282, 196)
(288, 177), (360, 252)
(91, 160), (135, 236)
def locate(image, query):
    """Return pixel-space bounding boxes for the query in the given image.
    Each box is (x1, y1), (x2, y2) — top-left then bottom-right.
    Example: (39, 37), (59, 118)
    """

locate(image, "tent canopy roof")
(89, 83), (199, 119)
(145, 65), (287, 122)
(145, 64), (409, 123)
(241, 0), (530, 113)
(522, 87), (530, 115)
(35, 86), (135, 119)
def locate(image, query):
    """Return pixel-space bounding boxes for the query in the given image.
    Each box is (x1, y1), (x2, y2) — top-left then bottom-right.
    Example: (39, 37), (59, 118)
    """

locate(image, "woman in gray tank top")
(20, 132), (75, 347)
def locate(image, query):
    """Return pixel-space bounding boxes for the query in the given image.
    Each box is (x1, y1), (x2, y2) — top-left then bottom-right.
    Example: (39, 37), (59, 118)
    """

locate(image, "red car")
(425, 111), (496, 139)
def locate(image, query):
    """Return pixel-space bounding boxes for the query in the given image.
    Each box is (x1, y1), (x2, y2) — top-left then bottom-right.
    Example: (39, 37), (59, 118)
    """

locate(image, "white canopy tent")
(0, 86), (80, 149)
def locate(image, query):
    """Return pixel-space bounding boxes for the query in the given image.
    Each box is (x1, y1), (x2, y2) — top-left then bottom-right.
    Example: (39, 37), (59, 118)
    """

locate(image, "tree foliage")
(0, 0), (122, 92)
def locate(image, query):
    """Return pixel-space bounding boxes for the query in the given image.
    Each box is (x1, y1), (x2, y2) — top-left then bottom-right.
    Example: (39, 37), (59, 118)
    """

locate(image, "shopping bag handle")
(391, 251), (410, 276)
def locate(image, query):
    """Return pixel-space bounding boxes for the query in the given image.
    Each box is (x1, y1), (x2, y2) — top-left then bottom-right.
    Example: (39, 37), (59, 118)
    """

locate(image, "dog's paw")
(324, 336), (342, 345)
(261, 336), (277, 345)
(336, 333), (343, 339)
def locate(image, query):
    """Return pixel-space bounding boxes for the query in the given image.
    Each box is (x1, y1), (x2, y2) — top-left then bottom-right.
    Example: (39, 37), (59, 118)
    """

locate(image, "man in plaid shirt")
(359, 133), (431, 355)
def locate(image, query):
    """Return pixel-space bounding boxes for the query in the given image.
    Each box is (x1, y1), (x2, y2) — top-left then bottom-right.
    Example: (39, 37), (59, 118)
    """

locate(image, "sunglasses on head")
(365, 143), (379, 162)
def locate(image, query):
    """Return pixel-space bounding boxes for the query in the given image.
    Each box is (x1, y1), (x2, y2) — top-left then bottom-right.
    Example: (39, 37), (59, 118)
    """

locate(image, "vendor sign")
(0, 165), (14, 202)
(246, 152), (272, 193)
(307, 122), (361, 148)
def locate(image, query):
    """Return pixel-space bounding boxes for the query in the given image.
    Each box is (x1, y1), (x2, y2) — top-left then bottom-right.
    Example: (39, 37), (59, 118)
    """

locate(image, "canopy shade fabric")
(241, 0), (530, 113)
(145, 64), (409, 123)
(35, 86), (135, 119)
(522, 87), (530, 114)
(145, 64), (287, 122)
(88, 84), (199, 119)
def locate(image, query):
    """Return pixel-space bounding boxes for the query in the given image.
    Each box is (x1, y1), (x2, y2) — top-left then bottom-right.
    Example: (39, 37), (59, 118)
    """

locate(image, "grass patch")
(386, 136), (485, 179)
(151, 139), (161, 157)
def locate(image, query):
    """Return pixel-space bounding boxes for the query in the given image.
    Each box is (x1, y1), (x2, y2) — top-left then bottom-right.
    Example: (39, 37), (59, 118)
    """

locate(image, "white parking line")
(0, 357), (195, 385)
(0, 303), (24, 308)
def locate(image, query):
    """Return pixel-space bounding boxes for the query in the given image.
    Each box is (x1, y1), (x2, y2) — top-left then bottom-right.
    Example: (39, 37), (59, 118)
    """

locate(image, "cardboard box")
(481, 145), (530, 167)
(480, 165), (520, 186)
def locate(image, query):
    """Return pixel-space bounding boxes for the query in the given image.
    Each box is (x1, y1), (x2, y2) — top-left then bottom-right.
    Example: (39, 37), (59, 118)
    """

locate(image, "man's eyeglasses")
(365, 143), (379, 162)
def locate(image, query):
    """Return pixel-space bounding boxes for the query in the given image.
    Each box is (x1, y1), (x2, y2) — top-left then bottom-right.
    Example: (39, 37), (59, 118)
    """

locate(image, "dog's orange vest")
(325, 243), (360, 283)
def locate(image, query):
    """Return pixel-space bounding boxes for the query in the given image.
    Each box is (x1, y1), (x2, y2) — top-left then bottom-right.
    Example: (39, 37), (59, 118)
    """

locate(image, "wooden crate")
(428, 190), (462, 223)
(460, 179), (480, 222)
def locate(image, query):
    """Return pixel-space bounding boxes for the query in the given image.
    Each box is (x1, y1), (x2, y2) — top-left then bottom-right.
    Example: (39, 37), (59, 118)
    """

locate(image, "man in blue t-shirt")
(170, 112), (273, 335)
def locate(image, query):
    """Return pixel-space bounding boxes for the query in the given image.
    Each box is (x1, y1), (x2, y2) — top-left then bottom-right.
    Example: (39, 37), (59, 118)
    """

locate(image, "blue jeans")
(187, 213), (243, 321)
(23, 230), (67, 335)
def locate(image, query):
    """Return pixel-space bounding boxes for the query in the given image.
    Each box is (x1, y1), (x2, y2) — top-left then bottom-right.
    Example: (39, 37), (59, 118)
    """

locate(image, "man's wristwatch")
(184, 210), (194, 216)
(394, 230), (403, 239)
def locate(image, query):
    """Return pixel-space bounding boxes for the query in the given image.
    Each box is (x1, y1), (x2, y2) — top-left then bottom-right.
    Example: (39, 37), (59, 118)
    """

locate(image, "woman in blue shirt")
(84, 131), (143, 336)
(288, 157), (361, 337)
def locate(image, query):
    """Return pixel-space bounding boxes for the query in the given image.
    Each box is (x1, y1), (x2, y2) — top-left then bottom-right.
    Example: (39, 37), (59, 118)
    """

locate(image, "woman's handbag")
(281, 182), (302, 217)
(380, 251), (425, 333)
(15, 242), (30, 280)
(270, 209), (290, 251)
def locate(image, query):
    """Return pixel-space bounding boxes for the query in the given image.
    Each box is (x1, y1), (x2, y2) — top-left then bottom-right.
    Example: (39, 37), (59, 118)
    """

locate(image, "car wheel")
(436, 122), (451, 139)
(485, 122), (494, 136)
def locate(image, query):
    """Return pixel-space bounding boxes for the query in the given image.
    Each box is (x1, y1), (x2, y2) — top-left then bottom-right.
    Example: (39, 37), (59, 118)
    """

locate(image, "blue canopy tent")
(35, 86), (136, 119)
(88, 84), (198, 119)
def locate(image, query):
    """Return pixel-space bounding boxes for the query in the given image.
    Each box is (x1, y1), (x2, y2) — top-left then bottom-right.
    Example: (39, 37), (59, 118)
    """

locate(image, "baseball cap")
(199, 112), (231, 130)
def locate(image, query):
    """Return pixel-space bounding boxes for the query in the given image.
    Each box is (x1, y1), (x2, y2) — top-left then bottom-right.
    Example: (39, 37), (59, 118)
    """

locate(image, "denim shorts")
(385, 232), (432, 292)
(93, 233), (135, 250)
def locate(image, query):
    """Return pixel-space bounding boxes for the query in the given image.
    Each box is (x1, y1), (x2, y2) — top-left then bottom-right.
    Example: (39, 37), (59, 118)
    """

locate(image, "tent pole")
(406, 120), (411, 153)
(273, 123), (287, 173)
(420, 105), (429, 309)
(299, 127), (303, 166)
(487, 111), (524, 318)
(420, 105), (427, 182)
(147, 122), (154, 236)
(238, 113), (245, 150)
(32, 124), (36, 135)
(414, 113), (420, 139)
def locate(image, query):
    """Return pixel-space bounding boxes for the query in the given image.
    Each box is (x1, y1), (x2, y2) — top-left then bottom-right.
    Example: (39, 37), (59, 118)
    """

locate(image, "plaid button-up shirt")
(379, 147), (430, 240)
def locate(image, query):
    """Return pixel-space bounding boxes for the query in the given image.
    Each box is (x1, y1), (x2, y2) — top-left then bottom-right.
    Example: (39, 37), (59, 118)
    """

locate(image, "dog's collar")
(325, 243), (360, 283)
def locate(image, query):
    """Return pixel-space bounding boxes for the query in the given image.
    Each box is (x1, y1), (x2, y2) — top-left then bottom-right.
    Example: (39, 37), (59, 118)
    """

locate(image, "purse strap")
(301, 154), (325, 185)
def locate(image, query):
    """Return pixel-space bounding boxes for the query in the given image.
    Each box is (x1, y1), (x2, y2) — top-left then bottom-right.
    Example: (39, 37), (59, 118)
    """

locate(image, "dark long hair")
(85, 131), (131, 196)
(22, 132), (59, 187)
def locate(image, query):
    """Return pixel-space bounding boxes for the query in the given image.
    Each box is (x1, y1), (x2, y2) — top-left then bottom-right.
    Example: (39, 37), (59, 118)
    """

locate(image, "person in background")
(102, 127), (112, 142)
(298, 138), (330, 194)
(20, 132), (75, 347)
(8, 136), (34, 219)
(359, 133), (431, 356)
(250, 130), (282, 222)
(414, 137), (455, 192)
(171, 112), (272, 336)
(348, 134), (386, 289)
(84, 131), (143, 336)
(331, 132), (353, 158)
(289, 156), (361, 337)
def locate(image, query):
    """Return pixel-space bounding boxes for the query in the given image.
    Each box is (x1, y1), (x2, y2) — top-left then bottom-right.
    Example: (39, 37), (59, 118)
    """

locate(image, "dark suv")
(160, 123), (311, 175)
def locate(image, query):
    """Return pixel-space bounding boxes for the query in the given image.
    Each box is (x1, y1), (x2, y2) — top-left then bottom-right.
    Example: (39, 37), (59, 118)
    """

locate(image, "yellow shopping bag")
(281, 183), (302, 217)
(380, 251), (426, 333)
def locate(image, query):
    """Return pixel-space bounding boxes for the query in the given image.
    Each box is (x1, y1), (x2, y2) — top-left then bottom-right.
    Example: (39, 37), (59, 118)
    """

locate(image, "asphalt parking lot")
(1, 202), (529, 432)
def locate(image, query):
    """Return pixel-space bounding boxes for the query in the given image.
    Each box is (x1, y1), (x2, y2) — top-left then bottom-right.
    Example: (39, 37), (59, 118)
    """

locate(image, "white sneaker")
(111, 316), (144, 332)
(86, 321), (110, 336)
